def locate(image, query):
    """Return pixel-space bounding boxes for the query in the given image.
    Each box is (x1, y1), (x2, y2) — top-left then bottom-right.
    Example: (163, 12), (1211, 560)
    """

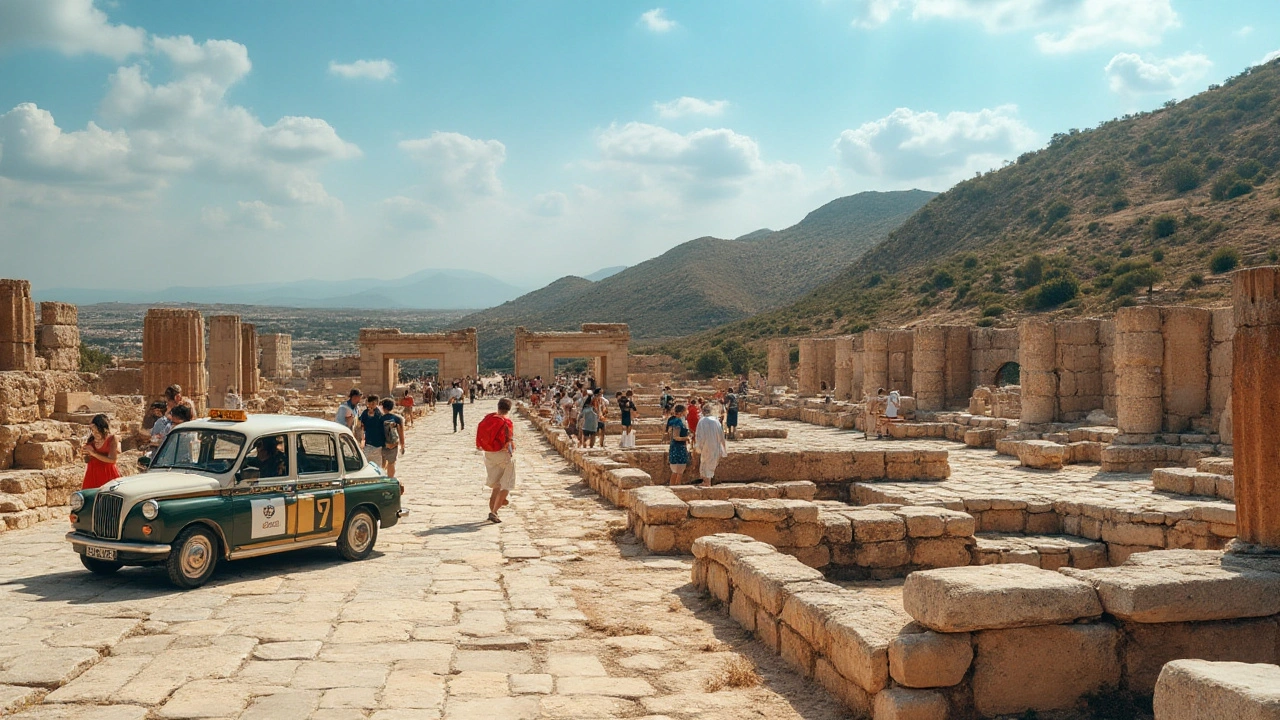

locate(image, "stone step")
(1152, 467), (1234, 500)
(971, 533), (1109, 571)
(1196, 456), (1234, 476)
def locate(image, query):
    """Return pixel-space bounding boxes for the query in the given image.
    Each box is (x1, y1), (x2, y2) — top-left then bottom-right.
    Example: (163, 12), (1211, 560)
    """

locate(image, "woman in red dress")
(81, 414), (122, 490)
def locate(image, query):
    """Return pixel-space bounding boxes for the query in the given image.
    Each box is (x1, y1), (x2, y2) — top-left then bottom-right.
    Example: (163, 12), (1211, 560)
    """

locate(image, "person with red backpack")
(476, 398), (516, 523)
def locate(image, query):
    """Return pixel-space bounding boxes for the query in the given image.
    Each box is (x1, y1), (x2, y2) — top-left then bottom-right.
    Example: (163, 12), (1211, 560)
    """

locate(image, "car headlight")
(70, 492), (85, 512)
(141, 499), (160, 520)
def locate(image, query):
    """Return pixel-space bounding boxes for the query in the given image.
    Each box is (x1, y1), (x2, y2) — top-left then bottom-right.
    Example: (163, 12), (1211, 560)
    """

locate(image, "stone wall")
(912, 326), (970, 411)
(766, 339), (790, 388)
(797, 337), (842, 396)
(310, 355), (361, 378)
(259, 333), (293, 380)
(969, 327), (1019, 391)
(36, 302), (79, 371)
(833, 335), (862, 402)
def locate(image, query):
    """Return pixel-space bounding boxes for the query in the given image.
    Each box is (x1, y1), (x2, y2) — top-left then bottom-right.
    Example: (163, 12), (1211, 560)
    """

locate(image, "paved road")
(0, 400), (846, 719)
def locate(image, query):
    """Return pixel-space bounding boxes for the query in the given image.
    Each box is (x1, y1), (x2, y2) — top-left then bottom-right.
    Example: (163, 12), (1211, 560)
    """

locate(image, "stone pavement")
(0, 400), (848, 719)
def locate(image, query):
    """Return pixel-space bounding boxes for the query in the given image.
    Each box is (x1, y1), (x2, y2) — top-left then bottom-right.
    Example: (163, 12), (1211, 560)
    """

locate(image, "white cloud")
(0, 103), (134, 185)
(854, 0), (1178, 53)
(835, 105), (1037, 188)
(531, 192), (568, 217)
(655, 97), (728, 119)
(0, 0), (146, 60)
(1104, 52), (1212, 96)
(1236, 26), (1254, 37)
(1261, 49), (1280, 66)
(236, 200), (283, 230)
(328, 59), (397, 81)
(379, 195), (439, 230)
(399, 131), (507, 198)
(640, 9), (677, 33)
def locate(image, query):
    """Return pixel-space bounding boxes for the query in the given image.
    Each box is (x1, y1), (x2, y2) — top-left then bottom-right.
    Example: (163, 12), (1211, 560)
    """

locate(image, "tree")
(1160, 161), (1201, 193)
(1024, 271), (1079, 309)
(79, 345), (113, 373)
(719, 339), (750, 375)
(1209, 247), (1241, 274)
(1150, 214), (1177, 239)
(695, 348), (730, 377)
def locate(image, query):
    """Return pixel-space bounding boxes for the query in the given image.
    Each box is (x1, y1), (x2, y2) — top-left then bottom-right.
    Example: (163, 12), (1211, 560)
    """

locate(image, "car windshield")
(152, 429), (247, 474)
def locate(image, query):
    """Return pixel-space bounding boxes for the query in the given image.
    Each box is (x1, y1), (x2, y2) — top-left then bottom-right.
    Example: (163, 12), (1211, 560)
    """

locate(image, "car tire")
(80, 554), (123, 575)
(337, 507), (378, 561)
(166, 525), (219, 589)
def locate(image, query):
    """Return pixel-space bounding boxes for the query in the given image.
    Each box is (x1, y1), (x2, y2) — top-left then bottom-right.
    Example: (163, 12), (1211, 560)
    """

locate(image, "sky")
(1, 0), (1278, 293)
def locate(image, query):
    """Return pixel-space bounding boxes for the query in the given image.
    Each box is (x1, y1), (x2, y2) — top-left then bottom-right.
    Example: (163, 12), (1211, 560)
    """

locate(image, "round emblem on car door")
(263, 503), (276, 518)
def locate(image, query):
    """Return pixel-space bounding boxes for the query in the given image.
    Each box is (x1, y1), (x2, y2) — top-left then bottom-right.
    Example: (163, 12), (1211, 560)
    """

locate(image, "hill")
(455, 190), (935, 369)
(39, 268), (526, 311)
(584, 266), (627, 281)
(661, 58), (1280, 367)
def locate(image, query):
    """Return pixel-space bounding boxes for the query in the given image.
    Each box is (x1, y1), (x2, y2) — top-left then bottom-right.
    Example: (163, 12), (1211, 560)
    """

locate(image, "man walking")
(476, 398), (516, 523)
(449, 381), (465, 432)
(379, 398), (405, 476)
(336, 388), (362, 433)
(693, 402), (728, 487)
(359, 395), (385, 463)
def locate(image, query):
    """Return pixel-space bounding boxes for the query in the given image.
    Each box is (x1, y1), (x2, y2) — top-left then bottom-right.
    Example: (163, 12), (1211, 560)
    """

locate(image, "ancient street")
(0, 400), (848, 719)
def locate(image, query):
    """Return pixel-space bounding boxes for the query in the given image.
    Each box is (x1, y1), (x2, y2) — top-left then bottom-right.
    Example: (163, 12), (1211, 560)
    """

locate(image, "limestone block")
(14, 441), (75, 470)
(910, 538), (971, 568)
(688, 500), (735, 519)
(642, 524), (676, 552)
(1116, 305), (1162, 333)
(1123, 617), (1280, 693)
(1154, 660), (1280, 720)
(732, 553), (825, 615)
(971, 623), (1120, 717)
(824, 603), (911, 694)
(964, 427), (996, 447)
(1021, 369), (1056, 398)
(777, 481), (818, 500)
(894, 507), (945, 538)
(55, 391), (92, 414)
(1016, 440), (1066, 470)
(821, 513), (853, 543)
(38, 325), (79, 349)
(706, 562), (731, 602)
(729, 590), (758, 631)
(1101, 521), (1166, 548)
(1020, 395), (1055, 424)
(1061, 551), (1280, 623)
(889, 630), (973, 689)
(978, 509), (1025, 533)
(631, 487), (688, 525)
(848, 510), (906, 543)
(1117, 366), (1163, 397)
(872, 687), (948, 720)
(902, 564), (1102, 632)
(848, 540), (910, 569)
(41, 348), (79, 371)
(40, 302), (78, 326)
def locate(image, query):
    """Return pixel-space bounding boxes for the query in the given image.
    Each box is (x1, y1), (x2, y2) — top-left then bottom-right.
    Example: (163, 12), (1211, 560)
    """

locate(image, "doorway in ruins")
(398, 359), (440, 385)
(996, 361), (1021, 387)
(552, 355), (608, 384)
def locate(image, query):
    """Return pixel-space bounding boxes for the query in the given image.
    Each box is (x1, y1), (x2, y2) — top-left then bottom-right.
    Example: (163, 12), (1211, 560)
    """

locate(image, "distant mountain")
(664, 58), (1280, 360)
(734, 228), (774, 241)
(39, 268), (527, 310)
(455, 190), (935, 369)
(584, 265), (627, 282)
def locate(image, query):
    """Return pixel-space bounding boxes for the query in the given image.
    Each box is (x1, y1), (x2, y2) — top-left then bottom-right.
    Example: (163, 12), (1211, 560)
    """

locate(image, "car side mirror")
(236, 467), (261, 483)
(137, 455), (151, 470)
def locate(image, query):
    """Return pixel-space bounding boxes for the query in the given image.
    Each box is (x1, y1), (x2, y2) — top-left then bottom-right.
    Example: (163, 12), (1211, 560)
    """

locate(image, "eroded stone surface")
(902, 564), (1102, 632)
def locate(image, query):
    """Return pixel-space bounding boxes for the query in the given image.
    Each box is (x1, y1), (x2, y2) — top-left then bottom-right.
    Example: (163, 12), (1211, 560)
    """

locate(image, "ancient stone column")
(208, 315), (242, 405)
(766, 340), (789, 387)
(1209, 308), (1234, 427)
(260, 333), (293, 380)
(912, 326), (947, 411)
(37, 302), (80, 371)
(834, 338), (857, 401)
(944, 325), (972, 408)
(863, 330), (889, 395)
(241, 323), (260, 398)
(797, 338), (819, 396)
(0, 279), (37, 371)
(143, 309), (207, 414)
(1161, 307), (1210, 432)
(1232, 267), (1280, 547)
(1114, 307), (1163, 436)
(1018, 319), (1057, 424)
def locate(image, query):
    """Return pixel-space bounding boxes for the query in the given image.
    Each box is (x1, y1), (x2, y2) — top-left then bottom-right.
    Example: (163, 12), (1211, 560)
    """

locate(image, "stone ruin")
(259, 332), (293, 380)
(514, 323), (630, 390)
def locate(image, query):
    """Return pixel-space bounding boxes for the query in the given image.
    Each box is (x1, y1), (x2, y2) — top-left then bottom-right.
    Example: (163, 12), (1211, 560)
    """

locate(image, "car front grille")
(92, 493), (124, 540)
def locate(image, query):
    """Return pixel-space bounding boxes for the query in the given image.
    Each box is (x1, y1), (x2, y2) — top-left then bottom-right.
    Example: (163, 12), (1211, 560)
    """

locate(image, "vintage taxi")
(65, 411), (407, 589)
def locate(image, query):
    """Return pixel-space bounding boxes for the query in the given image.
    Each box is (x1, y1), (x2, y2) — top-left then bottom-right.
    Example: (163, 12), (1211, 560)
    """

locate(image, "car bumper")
(397, 509), (410, 518)
(66, 531), (171, 560)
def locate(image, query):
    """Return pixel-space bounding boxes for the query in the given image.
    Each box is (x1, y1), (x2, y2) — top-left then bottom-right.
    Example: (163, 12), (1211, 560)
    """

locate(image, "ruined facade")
(766, 339), (790, 387)
(36, 303), (80, 371)
(359, 328), (478, 396)
(259, 333), (293, 380)
(142, 308), (207, 414)
(207, 315), (242, 404)
(0, 279), (36, 371)
(240, 323), (259, 398)
(514, 323), (629, 390)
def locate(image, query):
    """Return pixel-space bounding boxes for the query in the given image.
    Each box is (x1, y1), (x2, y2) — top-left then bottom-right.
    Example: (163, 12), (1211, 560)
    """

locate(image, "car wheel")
(166, 525), (219, 589)
(337, 508), (378, 561)
(80, 554), (123, 575)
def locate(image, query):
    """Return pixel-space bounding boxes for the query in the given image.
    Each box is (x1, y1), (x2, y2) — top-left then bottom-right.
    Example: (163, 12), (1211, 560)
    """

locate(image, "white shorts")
(484, 451), (516, 491)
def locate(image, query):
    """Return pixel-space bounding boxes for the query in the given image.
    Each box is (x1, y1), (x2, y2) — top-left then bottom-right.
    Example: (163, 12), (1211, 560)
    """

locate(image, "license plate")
(85, 546), (117, 561)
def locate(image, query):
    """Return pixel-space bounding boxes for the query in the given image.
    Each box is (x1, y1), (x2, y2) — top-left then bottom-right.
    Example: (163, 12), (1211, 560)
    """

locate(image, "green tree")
(1160, 160), (1201, 193)
(1024, 271), (1079, 309)
(79, 345), (113, 373)
(1150, 214), (1177, 239)
(1209, 246), (1241, 274)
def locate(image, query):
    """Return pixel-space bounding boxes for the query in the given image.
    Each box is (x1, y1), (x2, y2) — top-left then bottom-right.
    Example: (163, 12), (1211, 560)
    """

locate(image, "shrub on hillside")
(1210, 172), (1253, 201)
(1160, 160), (1202, 193)
(695, 348), (730, 377)
(719, 339), (750, 375)
(1110, 265), (1162, 298)
(1015, 254), (1046, 290)
(1209, 247), (1241, 273)
(79, 345), (113, 373)
(1150, 214), (1177, 239)
(1023, 271), (1080, 310)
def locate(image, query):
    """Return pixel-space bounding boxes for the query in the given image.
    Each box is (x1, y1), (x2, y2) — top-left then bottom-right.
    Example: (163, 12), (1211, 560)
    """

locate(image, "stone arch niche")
(514, 324), (629, 391)
(359, 328), (478, 397)
(995, 361), (1021, 387)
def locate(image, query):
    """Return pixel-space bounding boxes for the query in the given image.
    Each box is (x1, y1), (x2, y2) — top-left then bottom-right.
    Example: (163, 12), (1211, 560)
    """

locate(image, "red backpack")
(476, 413), (511, 452)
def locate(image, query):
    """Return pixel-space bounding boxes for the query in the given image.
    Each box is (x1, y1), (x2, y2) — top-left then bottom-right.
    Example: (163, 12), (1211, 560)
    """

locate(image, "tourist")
(253, 435), (288, 478)
(563, 392), (580, 444)
(224, 389), (244, 410)
(686, 396), (701, 441)
(660, 386), (675, 417)
(423, 380), (435, 410)
(618, 390), (637, 445)
(469, 378), (477, 404)
(580, 399), (600, 448)
(594, 391), (609, 449)
(380, 398), (406, 476)
(449, 381), (465, 432)
(359, 395), (386, 462)
(869, 387), (887, 439)
(724, 388), (740, 440)
(164, 384), (196, 414)
(667, 404), (691, 485)
(400, 390), (415, 427)
(693, 403), (728, 487)
(476, 398), (516, 523)
(81, 414), (121, 490)
(336, 388), (362, 433)
(146, 401), (170, 452)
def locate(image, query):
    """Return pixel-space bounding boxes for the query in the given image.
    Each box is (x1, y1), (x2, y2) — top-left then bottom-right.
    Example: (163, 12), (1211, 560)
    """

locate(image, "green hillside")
(457, 190), (935, 369)
(662, 58), (1280, 367)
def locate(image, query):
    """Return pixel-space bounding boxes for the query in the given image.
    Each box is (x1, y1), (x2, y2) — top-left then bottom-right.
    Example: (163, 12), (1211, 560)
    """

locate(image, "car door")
(229, 433), (297, 552)
(294, 431), (345, 542)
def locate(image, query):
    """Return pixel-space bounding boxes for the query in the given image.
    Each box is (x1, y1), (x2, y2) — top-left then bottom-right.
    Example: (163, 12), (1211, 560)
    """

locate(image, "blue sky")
(1, 0), (1278, 292)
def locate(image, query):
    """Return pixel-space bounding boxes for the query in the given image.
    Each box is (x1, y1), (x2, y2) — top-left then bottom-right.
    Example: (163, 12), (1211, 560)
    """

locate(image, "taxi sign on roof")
(209, 408), (248, 422)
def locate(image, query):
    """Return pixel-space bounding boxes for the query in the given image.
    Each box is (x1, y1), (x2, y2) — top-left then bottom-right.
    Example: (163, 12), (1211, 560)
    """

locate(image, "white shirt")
(335, 400), (358, 427)
(448, 387), (463, 403)
(886, 391), (901, 418)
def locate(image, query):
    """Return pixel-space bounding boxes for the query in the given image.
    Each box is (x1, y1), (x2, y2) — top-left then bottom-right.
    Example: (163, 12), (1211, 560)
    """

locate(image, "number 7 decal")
(317, 498), (332, 530)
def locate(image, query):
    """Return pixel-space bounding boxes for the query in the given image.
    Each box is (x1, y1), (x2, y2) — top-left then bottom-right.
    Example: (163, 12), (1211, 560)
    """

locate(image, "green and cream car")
(66, 413), (407, 589)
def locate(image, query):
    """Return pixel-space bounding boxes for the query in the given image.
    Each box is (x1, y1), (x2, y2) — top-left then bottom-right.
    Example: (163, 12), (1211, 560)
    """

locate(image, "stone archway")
(995, 361), (1021, 387)
(514, 324), (629, 391)
(359, 328), (478, 396)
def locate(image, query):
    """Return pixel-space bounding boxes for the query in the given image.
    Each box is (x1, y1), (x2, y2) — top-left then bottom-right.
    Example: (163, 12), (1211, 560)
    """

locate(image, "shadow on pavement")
(416, 521), (491, 537)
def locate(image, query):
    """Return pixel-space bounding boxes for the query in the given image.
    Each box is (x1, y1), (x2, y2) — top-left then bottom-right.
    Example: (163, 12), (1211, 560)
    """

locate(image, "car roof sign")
(209, 408), (249, 422)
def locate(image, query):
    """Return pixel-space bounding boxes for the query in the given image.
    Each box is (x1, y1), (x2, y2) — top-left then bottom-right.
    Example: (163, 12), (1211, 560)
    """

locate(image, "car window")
(297, 433), (338, 475)
(241, 434), (290, 480)
(153, 429), (246, 474)
(340, 436), (364, 473)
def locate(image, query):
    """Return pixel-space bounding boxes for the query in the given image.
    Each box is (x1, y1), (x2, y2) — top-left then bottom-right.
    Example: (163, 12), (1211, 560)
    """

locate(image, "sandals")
(488, 512), (501, 523)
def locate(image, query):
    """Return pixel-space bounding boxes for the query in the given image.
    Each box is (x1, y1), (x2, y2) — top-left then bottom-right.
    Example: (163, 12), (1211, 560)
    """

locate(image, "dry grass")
(704, 656), (762, 692)
(700, 641), (725, 653)
(668, 598), (683, 613)
(586, 618), (652, 636)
